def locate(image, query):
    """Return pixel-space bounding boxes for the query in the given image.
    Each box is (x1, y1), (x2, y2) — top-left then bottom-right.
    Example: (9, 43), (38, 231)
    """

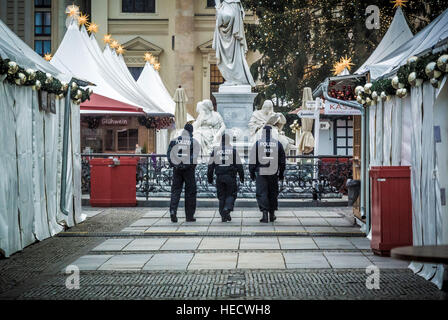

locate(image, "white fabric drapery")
(0, 83), (83, 257)
(383, 98), (393, 166)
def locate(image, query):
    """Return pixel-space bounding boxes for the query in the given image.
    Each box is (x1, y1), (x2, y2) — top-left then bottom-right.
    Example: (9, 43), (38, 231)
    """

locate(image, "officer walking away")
(167, 123), (201, 223)
(207, 133), (244, 222)
(249, 125), (286, 223)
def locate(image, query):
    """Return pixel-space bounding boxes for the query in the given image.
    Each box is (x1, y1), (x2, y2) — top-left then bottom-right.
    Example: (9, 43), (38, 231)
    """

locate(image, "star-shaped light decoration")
(103, 34), (112, 44)
(153, 63), (161, 71)
(66, 4), (80, 17)
(110, 40), (119, 49)
(391, 0), (408, 8)
(116, 45), (126, 55)
(87, 22), (98, 33)
(332, 56), (354, 76)
(144, 52), (153, 62)
(44, 53), (52, 61)
(78, 13), (89, 26)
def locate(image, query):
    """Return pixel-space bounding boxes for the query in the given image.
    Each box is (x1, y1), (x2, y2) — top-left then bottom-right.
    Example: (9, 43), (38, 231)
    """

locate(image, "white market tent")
(367, 8), (448, 290)
(368, 8), (448, 80)
(355, 7), (413, 77)
(0, 19), (83, 257)
(137, 62), (176, 115)
(52, 19), (173, 116)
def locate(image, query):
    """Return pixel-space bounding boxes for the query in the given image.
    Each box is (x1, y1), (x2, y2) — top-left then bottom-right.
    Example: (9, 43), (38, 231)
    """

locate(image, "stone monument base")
(213, 85), (257, 158)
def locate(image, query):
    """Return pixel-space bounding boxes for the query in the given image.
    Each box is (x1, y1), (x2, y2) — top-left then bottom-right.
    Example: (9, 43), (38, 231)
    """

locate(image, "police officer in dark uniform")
(249, 125), (286, 223)
(167, 123), (200, 223)
(207, 133), (244, 222)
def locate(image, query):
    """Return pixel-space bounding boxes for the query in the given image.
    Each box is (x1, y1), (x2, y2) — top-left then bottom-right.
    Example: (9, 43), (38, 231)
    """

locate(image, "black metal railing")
(81, 154), (352, 200)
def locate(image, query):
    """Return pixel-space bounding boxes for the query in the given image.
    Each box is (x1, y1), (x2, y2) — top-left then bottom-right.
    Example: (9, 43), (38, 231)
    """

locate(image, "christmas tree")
(245, 0), (448, 109)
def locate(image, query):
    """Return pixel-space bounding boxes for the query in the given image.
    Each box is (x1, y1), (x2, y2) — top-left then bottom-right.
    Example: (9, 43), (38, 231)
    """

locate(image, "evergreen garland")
(0, 57), (92, 104)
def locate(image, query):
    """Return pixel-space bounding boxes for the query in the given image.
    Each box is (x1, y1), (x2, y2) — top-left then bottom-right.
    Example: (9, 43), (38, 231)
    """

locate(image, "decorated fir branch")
(138, 115), (174, 130)
(354, 51), (448, 106)
(0, 57), (92, 104)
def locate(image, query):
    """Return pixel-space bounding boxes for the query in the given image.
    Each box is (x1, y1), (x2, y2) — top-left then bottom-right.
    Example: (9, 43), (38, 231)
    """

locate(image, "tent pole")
(60, 84), (72, 216)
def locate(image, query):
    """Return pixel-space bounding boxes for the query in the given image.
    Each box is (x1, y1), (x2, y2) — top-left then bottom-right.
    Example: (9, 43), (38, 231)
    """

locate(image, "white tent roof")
(0, 19), (70, 82)
(137, 62), (175, 115)
(51, 20), (172, 115)
(369, 8), (448, 80)
(355, 7), (413, 76)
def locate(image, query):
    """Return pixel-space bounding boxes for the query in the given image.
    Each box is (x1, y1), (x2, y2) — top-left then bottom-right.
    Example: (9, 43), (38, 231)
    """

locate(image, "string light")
(44, 53), (52, 61)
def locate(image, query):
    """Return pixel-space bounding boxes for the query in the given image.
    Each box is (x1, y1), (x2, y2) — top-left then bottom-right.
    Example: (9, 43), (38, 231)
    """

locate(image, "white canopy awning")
(369, 8), (448, 80)
(356, 7), (413, 77)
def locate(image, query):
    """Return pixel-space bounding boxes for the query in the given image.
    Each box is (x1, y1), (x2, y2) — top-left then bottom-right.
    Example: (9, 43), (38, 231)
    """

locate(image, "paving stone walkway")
(0, 207), (445, 300)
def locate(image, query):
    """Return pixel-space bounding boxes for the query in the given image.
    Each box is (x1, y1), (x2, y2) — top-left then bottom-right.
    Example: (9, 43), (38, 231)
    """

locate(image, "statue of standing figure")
(213, 0), (255, 87)
(193, 99), (226, 156)
(248, 100), (295, 152)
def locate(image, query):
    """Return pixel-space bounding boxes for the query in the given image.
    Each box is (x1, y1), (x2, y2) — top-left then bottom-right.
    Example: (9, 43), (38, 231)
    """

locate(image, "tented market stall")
(0, 19), (89, 257)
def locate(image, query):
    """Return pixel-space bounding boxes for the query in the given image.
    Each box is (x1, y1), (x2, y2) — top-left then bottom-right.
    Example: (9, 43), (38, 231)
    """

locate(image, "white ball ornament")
(7, 61), (18, 74)
(391, 76), (400, 89)
(407, 56), (418, 65)
(371, 91), (378, 101)
(355, 86), (364, 96)
(437, 54), (448, 73)
(364, 83), (372, 95)
(26, 68), (36, 81)
(380, 91), (387, 101)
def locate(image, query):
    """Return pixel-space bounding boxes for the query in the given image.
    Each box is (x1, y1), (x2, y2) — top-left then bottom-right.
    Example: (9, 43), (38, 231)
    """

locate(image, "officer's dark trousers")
(170, 167), (197, 218)
(255, 173), (279, 213)
(216, 174), (238, 217)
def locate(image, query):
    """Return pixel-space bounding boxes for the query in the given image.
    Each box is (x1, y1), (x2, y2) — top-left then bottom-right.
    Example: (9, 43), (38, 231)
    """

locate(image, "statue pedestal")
(213, 85), (257, 159)
(213, 86), (257, 131)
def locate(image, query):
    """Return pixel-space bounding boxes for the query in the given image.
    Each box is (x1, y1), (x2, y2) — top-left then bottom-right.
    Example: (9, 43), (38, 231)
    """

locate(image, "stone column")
(175, 0), (195, 117)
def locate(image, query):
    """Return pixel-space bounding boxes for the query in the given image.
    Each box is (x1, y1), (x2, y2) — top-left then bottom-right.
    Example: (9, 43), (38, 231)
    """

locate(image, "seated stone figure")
(193, 99), (226, 156)
(248, 100), (294, 152)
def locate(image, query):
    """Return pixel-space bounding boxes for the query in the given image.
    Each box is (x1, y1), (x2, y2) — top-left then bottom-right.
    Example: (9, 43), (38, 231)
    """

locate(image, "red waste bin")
(89, 157), (138, 207)
(370, 166), (413, 256)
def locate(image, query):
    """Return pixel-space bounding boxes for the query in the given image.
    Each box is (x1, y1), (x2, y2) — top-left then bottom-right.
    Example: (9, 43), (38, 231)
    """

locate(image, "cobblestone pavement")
(0, 207), (446, 300)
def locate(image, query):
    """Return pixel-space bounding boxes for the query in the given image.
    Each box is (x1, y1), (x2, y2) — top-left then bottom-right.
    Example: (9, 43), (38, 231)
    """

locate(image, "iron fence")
(81, 154), (352, 200)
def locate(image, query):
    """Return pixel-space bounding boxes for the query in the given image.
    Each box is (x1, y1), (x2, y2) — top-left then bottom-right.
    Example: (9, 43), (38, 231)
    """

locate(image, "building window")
(35, 40), (51, 56)
(117, 129), (139, 151)
(35, 12), (51, 36)
(35, 0), (51, 8)
(334, 118), (353, 156)
(210, 64), (224, 108)
(206, 0), (216, 7)
(128, 67), (143, 81)
(122, 0), (155, 13)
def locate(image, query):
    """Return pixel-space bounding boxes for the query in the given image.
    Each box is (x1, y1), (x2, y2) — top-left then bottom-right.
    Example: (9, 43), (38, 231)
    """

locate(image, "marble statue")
(248, 100), (294, 152)
(193, 99), (226, 156)
(213, 0), (255, 87)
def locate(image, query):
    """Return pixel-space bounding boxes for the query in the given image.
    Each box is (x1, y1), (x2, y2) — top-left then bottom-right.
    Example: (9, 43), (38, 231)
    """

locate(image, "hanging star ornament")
(116, 45), (126, 55)
(78, 13), (89, 26)
(332, 56), (354, 75)
(144, 52), (153, 62)
(103, 34), (112, 44)
(66, 4), (80, 17)
(391, 0), (408, 8)
(87, 22), (98, 33)
(110, 40), (119, 49)
(44, 53), (52, 61)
